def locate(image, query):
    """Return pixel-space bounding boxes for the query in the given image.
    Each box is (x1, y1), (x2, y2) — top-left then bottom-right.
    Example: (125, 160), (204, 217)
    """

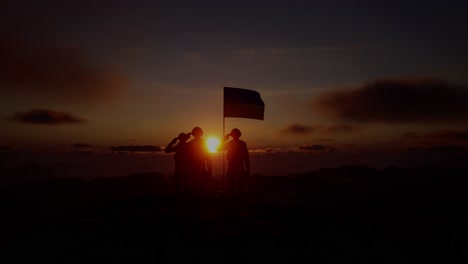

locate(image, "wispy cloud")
(236, 48), (290, 56)
(250, 144), (335, 154)
(109, 145), (163, 153)
(235, 45), (368, 57)
(179, 51), (206, 62)
(428, 130), (468, 141)
(281, 124), (316, 135)
(6, 109), (86, 125)
(0, 35), (127, 102)
(297, 144), (335, 153)
(402, 129), (468, 147)
(402, 145), (468, 154)
(280, 123), (360, 136)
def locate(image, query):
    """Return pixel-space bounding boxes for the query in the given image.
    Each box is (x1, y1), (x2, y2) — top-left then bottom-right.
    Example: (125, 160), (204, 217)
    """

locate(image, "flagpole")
(222, 103), (226, 192)
(221, 117), (226, 191)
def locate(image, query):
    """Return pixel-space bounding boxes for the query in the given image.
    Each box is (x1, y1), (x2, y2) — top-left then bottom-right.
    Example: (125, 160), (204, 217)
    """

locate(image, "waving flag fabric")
(224, 87), (265, 120)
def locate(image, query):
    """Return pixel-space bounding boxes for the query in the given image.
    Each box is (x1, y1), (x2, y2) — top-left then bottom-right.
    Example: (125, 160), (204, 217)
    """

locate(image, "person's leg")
(237, 171), (246, 193)
(226, 171), (235, 194)
(173, 171), (181, 194)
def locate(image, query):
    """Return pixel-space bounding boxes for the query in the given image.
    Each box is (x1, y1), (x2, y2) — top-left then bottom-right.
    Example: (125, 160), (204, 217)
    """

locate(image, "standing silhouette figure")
(223, 128), (250, 194)
(165, 132), (191, 194)
(187, 127), (212, 195)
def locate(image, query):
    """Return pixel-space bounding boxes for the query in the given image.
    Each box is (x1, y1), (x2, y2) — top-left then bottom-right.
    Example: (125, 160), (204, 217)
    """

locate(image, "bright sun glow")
(206, 137), (220, 153)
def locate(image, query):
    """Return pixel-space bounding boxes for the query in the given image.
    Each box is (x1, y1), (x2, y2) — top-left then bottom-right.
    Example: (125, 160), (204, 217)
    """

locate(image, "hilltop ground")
(1, 165), (468, 261)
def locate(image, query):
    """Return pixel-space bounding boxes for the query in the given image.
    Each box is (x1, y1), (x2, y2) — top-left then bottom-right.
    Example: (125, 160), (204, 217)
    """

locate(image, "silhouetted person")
(223, 128), (250, 194)
(187, 127), (212, 195)
(165, 132), (191, 194)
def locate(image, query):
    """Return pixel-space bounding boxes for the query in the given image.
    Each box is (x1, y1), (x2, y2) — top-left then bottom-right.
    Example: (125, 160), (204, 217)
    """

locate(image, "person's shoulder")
(240, 140), (248, 150)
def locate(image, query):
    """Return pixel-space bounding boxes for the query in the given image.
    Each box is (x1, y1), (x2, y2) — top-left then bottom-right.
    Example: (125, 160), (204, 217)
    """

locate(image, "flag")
(224, 87), (265, 120)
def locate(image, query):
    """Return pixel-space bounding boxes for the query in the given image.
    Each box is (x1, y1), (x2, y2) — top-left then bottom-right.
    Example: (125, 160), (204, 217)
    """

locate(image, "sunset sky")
(1, 0), (468, 174)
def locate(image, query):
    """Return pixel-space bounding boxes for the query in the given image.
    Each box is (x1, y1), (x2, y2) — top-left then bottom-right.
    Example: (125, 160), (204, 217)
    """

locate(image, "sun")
(206, 137), (221, 153)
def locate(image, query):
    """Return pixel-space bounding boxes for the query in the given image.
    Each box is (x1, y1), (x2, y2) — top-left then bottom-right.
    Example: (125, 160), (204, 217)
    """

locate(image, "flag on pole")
(224, 87), (265, 120)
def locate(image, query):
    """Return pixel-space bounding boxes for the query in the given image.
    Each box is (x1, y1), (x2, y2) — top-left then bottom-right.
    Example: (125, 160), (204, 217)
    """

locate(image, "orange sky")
(2, 1), (468, 162)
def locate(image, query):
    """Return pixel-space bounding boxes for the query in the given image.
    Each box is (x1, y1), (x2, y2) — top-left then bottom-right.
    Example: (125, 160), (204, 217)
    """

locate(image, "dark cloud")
(311, 78), (468, 123)
(6, 109), (86, 125)
(73, 143), (92, 148)
(281, 124), (316, 135)
(402, 145), (468, 154)
(298, 144), (335, 153)
(281, 123), (359, 136)
(251, 145), (336, 155)
(429, 130), (468, 141)
(0, 36), (126, 102)
(403, 130), (468, 144)
(250, 147), (289, 154)
(109, 145), (163, 152)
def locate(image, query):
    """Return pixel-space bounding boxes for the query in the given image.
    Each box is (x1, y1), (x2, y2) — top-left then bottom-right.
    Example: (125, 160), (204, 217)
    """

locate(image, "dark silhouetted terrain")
(1, 164), (468, 261)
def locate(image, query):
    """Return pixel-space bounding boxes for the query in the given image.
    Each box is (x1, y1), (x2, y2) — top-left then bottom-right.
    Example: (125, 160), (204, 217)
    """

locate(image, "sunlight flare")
(206, 137), (220, 153)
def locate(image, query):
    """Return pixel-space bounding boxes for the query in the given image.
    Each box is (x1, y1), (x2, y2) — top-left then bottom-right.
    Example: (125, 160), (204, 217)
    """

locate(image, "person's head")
(177, 133), (190, 142)
(191, 127), (203, 138)
(230, 128), (241, 139)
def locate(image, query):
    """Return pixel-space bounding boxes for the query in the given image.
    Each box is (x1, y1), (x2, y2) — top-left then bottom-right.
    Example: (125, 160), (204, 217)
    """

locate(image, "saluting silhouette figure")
(165, 132), (191, 194)
(187, 127), (212, 195)
(223, 128), (250, 194)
